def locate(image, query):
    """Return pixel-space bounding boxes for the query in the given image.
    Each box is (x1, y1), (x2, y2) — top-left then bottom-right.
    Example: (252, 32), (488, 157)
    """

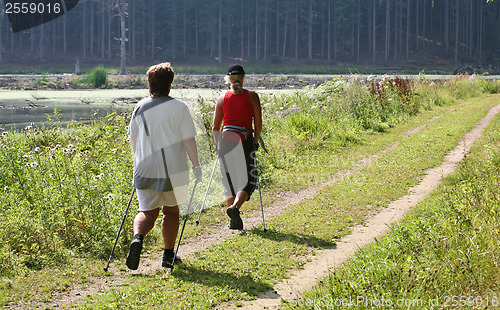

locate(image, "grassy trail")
(2, 79), (499, 309)
(38, 94), (497, 309)
(237, 97), (500, 309)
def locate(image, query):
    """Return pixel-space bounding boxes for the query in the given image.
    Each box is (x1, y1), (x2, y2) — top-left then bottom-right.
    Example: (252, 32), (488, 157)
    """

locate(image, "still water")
(0, 88), (291, 130)
(0, 88), (222, 130)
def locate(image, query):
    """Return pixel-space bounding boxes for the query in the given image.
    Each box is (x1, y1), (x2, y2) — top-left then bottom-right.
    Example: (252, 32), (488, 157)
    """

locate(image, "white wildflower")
(103, 193), (115, 200)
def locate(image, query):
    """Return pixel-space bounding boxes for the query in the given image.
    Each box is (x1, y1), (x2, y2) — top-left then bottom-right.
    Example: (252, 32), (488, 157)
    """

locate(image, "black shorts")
(218, 133), (257, 199)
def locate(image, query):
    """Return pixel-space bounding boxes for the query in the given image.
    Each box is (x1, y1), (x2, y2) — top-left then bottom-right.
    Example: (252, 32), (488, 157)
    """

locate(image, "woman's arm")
(249, 91), (262, 146)
(212, 95), (224, 147)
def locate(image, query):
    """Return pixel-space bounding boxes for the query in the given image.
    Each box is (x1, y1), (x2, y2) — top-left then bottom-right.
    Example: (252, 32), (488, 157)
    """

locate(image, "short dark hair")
(147, 62), (174, 97)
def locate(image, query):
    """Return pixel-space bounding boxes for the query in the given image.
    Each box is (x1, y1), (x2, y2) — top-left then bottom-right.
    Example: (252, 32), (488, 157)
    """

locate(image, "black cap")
(227, 64), (245, 75)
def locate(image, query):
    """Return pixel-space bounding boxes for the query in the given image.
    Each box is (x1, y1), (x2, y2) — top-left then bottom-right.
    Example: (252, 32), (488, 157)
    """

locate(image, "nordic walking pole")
(255, 138), (268, 232)
(257, 177), (266, 232)
(104, 188), (136, 272)
(171, 180), (199, 270)
(195, 157), (219, 226)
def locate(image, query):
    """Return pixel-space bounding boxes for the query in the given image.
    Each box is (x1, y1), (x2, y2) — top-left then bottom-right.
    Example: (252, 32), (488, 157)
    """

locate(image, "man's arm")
(182, 137), (202, 182)
(130, 136), (137, 154)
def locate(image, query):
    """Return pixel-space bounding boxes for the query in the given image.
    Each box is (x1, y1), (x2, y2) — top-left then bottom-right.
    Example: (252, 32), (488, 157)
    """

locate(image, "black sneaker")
(162, 249), (182, 268)
(226, 205), (243, 230)
(126, 234), (143, 270)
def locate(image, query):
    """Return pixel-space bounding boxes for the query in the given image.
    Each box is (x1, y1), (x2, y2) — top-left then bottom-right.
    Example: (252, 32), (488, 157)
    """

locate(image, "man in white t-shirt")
(126, 62), (202, 270)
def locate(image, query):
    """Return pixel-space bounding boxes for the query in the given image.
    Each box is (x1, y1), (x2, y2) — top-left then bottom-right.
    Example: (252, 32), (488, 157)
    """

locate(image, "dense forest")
(0, 0), (499, 69)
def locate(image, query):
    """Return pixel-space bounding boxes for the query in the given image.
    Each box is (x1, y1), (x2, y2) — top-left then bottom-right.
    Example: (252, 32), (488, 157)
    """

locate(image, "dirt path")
(36, 102), (499, 309)
(218, 103), (500, 309)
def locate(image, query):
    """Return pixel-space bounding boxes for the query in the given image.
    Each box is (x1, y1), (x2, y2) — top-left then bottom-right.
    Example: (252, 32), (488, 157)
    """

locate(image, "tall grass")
(0, 113), (133, 275)
(0, 74), (498, 279)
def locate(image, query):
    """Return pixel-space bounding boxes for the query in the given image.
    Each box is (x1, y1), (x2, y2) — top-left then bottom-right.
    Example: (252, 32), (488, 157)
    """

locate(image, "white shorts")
(136, 186), (189, 211)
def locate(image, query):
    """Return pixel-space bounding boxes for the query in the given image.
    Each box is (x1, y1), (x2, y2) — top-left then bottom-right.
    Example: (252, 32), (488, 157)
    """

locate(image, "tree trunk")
(218, 0), (222, 63)
(171, 0), (176, 59)
(454, 0), (459, 63)
(90, 0), (94, 57)
(196, 1), (199, 56)
(385, 0), (390, 63)
(39, 24), (44, 62)
(334, 0), (337, 62)
(469, 0), (473, 58)
(281, 0), (289, 62)
(328, 0), (331, 62)
(276, 0), (280, 58)
(83, 0), (87, 58)
(445, 0), (449, 54)
(479, 0), (483, 61)
(101, 0), (105, 59)
(63, 12), (67, 57)
(406, 0), (409, 60)
(117, 0), (127, 74)
(394, 0), (398, 61)
(108, 0), (112, 60)
(151, 0), (155, 59)
(52, 20), (56, 55)
(183, 3), (187, 58)
(422, 0), (426, 49)
(131, 0), (136, 60)
(308, 0), (312, 61)
(255, 0), (259, 60)
(294, 0), (298, 62)
(0, 10), (3, 63)
(357, 0), (360, 63)
(240, 1), (244, 58)
(247, 1), (251, 58)
(415, 0), (419, 51)
(264, 0), (268, 61)
(351, 7), (355, 62)
(373, 0), (376, 63)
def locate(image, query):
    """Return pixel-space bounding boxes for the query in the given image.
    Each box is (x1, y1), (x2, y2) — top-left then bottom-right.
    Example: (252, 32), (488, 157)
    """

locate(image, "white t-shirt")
(128, 96), (196, 192)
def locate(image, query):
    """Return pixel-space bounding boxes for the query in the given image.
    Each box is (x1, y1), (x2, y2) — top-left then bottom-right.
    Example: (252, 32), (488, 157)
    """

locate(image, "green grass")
(289, 97), (500, 309)
(1, 75), (499, 308)
(75, 94), (498, 309)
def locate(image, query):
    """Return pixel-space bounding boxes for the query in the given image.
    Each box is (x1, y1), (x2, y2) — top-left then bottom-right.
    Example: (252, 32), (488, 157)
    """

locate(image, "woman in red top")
(212, 64), (262, 230)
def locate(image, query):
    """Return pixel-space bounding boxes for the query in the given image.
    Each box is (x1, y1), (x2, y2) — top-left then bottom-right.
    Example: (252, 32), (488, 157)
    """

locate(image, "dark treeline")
(0, 0), (499, 68)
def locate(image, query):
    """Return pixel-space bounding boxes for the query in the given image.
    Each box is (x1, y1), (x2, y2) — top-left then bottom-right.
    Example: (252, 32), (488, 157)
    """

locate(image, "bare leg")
(226, 190), (248, 230)
(133, 209), (160, 236)
(233, 190), (249, 209)
(161, 205), (180, 250)
(128, 209), (159, 270)
(226, 196), (235, 208)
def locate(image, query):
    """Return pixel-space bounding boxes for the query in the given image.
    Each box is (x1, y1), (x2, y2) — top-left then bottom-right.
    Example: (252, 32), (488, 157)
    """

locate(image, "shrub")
(86, 66), (108, 88)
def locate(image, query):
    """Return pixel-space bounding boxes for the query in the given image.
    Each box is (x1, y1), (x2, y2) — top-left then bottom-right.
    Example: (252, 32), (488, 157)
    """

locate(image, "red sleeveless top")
(222, 89), (253, 132)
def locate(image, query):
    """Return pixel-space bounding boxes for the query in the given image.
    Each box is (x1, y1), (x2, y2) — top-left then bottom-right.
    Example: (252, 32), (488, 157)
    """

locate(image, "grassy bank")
(295, 99), (500, 310)
(0, 75), (499, 307)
